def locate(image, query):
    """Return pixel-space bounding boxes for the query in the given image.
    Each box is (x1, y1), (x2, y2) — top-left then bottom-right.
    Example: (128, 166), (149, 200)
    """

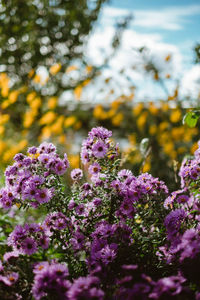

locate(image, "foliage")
(194, 43), (200, 64)
(0, 0), (107, 85)
(183, 110), (200, 128)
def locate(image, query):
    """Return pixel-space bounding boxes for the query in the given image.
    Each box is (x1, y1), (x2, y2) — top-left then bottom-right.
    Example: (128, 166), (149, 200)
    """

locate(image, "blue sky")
(109, 0), (200, 59)
(84, 0), (200, 101)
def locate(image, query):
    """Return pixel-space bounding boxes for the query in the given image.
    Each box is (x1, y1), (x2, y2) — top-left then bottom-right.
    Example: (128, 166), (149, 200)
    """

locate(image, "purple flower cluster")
(179, 141), (200, 186)
(1, 128), (200, 299)
(8, 223), (49, 255)
(0, 142), (69, 209)
(32, 261), (71, 300)
(164, 208), (187, 241)
(70, 168), (83, 181)
(160, 140), (200, 288)
(88, 222), (132, 271)
(32, 261), (105, 300)
(44, 212), (70, 233)
(68, 276), (104, 300)
(115, 266), (187, 300)
(81, 126), (117, 164)
(164, 188), (190, 209)
(114, 171), (168, 219)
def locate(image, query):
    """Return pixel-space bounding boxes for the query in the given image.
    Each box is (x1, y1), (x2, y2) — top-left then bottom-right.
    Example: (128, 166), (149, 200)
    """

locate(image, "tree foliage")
(0, 0), (107, 85)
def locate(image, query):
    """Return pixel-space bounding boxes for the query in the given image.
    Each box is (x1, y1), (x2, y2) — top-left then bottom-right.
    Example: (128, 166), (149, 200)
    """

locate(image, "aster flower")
(31, 175), (45, 186)
(75, 204), (85, 216)
(81, 148), (90, 164)
(3, 251), (19, 263)
(21, 237), (38, 255)
(88, 126), (112, 140)
(13, 153), (25, 162)
(118, 169), (133, 180)
(27, 146), (37, 154)
(38, 153), (51, 164)
(54, 160), (67, 175)
(99, 244), (117, 265)
(32, 261), (70, 300)
(4, 165), (18, 177)
(71, 168), (83, 181)
(179, 229), (200, 262)
(0, 272), (19, 286)
(164, 209), (186, 241)
(44, 212), (68, 231)
(38, 236), (50, 250)
(38, 142), (56, 154)
(35, 188), (53, 204)
(68, 200), (76, 210)
(22, 185), (39, 201)
(68, 276), (104, 300)
(119, 200), (135, 218)
(92, 140), (107, 158)
(149, 273), (186, 299)
(88, 162), (101, 175)
(33, 262), (50, 274)
(93, 197), (102, 207)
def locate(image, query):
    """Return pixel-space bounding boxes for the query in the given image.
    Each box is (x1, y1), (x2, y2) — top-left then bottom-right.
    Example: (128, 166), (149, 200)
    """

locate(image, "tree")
(0, 0), (107, 87)
(194, 43), (200, 63)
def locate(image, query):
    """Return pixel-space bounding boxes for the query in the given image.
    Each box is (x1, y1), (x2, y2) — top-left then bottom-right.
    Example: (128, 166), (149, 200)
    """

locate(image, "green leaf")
(183, 111), (200, 128)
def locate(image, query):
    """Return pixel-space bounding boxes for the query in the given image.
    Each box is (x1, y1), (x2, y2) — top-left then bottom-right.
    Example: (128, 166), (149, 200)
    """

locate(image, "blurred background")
(0, 0), (200, 190)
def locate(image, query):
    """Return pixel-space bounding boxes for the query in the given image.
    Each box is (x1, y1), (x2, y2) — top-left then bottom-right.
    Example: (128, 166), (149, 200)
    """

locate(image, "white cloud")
(102, 5), (200, 31)
(86, 25), (184, 99)
(180, 65), (200, 99)
(83, 4), (200, 101)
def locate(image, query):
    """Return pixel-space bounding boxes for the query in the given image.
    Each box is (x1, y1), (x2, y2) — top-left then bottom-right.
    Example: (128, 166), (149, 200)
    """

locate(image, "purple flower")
(88, 162), (101, 175)
(0, 187), (16, 209)
(71, 168), (83, 181)
(81, 148), (90, 164)
(75, 204), (85, 216)
(68, 200), (76, 210)
(21, 237), (38, 255)
(177, 194), (190, 204)
(54, 160), (67, 175)
(38, 142), (56, 154)
(22, 185), (39, 201)
(44, 212), (68, 231)
(13, 153), (25, 162)
(149, 273), (186, 299)
(93, 197), (102, 207)
(92, 140), (107, 158)
(164, 209), (186, 241)
(68, 276), (104, 300)
(0, 272), (19, 286)
(88, 127), (112, 140)
(32, 261), (70, 300)
(179, 229), (200, 262)
(35, 188), (53, 204)
(31, 175), (45, 186)
(3, 251), (19, 263)
(118, 169), (133, 180)
(38, 153), (51, 164)
(8, 223), (49, 255)
(27, 146), (37, 154)
(99, 244), (117, 265)
(119, 200), (135, 218)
